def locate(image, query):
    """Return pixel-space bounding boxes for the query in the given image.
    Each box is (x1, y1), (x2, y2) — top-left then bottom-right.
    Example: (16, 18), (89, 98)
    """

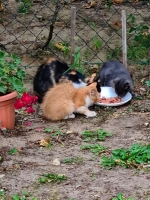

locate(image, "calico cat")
(93, 60), (134, 97)
(41, 82), (100, 121)
(33, 58), (87, 103)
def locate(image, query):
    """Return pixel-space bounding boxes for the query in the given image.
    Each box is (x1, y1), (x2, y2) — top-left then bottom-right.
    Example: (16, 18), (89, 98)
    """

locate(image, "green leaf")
(8, 148), (18, 155)
(12, 194), (20, 200)
(0, 82), (7, 93)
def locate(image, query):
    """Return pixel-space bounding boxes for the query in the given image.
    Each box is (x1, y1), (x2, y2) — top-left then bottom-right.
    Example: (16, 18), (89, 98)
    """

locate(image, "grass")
(81, 143), (108, 155)
(91, 35), (102, 51)
(38, 173), (67, 184)
(45, 126), (65, 137)
(18, 0), (33, 14)
(0, 190), (38, 200)
(127, 44), (148, 62)
(106, 46), (122, 60)
(101, 143), (150, 170)
(81, 129), (113, 142)
(62, 157), (83, 164)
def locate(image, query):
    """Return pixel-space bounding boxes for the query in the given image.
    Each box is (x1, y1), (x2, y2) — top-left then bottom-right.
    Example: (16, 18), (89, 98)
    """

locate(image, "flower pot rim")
(0, 91), (18, 102)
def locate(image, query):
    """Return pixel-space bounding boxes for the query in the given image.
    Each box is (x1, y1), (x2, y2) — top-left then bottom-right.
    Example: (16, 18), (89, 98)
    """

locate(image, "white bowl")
(96, 87), (132, 107)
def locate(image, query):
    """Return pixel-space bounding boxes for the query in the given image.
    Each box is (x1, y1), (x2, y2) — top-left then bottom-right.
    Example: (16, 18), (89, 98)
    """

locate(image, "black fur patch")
(33, 59), (86, 103)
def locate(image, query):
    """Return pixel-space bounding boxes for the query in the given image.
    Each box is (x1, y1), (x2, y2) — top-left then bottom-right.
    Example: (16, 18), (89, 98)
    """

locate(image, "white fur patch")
(86, 111), (97, 118)
(85, 95), (93, 107)
(64, 114), (75, 119)
(73, 81), (87, 89)
(75, 106), (96, 118)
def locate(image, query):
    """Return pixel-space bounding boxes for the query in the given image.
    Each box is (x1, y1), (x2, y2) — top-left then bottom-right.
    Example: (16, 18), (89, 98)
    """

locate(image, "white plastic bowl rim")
(96, 86), (132, 107)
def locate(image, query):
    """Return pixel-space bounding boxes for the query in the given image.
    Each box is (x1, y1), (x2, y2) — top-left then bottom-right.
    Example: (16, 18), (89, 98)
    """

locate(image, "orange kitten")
(41, 82), (100, 121)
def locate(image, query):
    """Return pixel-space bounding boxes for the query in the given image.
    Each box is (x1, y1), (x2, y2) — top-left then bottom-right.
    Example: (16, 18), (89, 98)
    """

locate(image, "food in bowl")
(98, 96), (122, 104)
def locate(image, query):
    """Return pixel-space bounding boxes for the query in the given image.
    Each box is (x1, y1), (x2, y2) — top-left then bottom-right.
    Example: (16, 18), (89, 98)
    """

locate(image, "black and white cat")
(93, 60), (134, 97)
(33, 58), (87, 102)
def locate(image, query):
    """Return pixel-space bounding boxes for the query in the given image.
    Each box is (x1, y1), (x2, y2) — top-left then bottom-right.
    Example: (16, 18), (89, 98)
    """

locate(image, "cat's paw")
(86, 111), (97, 118)
(64, 114), (75, 119)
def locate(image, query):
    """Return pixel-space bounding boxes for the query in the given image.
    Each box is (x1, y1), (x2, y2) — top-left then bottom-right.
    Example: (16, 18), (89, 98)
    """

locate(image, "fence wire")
(0, 0), (150, 69)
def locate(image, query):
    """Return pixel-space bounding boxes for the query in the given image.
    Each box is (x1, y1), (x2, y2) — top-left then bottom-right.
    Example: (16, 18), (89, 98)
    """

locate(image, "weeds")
(62, 157), (83, 164)
(101, 143), (150, 170)
(145, 81), (150, 86)
(18, 0), (33, 14)
(112, 192), (134, 200)
(8, 148), (18, 155)
(81, 144), (107, 155)
(91, 35), (102, 51)
(71, 47), (84, 73)
(82, 129), (112, 142)
(127, 45), (148, 62)
(45, 127), (64, 137)
(39, 173), (67, 184)
(106, 46), (121, 60)
(0, 189), (4, 196)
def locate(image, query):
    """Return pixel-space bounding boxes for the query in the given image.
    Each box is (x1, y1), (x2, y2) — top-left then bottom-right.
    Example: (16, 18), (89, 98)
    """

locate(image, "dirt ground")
(0, 97), (150, 200)
(0, 1), (150, 200)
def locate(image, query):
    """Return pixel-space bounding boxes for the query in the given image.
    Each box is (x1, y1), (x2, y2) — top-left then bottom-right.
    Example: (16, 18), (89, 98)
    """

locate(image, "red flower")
(26, 106), (35, 114)
(14, 92), (37, 114)
(21, 92), (33, 105)
(32, 95), (38, 104)
(14, 99), (25, 109)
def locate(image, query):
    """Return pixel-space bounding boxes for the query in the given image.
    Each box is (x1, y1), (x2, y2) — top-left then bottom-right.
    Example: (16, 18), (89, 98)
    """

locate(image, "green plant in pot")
(0, 50), (26, 129)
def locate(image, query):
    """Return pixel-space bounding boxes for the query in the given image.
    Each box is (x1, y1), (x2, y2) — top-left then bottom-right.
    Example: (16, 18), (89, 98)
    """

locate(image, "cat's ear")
(90, 89), (97, 96)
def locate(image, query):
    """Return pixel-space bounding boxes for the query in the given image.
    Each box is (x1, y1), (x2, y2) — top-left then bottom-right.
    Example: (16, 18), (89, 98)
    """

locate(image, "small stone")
(144, 122), (149, 127)
(140, 87), (146, 92)
(0, 174), (5, 179)
(52, 158), (60, 166)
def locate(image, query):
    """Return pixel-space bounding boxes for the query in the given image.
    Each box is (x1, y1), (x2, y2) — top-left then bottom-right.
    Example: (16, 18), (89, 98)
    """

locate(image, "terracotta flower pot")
(0, 91), (17, 130)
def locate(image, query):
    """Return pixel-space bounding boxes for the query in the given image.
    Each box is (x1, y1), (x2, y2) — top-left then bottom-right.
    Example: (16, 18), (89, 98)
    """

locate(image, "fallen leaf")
(114, 21), (122, 28)
(52, 158), (61, 166)
(66, 130), (73, 134)
(40, 138), (51, 147)
(113, 0), (123, 4)
(112, 113), (120, 119)
(83, 0), (97, 9)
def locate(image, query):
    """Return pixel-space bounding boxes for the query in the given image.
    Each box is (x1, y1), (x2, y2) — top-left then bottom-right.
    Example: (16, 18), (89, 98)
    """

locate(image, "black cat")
(93, 60), (134, 97)
(33, 58), (87, 103)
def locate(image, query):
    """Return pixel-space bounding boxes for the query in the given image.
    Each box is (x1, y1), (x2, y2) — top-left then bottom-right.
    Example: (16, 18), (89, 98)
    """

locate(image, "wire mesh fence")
(0, 0), (150, 69)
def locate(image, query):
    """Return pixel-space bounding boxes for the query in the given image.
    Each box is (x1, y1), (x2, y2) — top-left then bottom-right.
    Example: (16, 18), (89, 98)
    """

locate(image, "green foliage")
(112, 192), (134, 200)
(8, 148), (18, 155)
(127, 45), (148, 61)
(0, 189), (4, 196)
(12, 190), (38, 200)
(39, 173), (67, 184)
(82, 129), (112, 142)
(0, 50), (26, 95)
(45, 126), (64, 137)
(128, 14), (150, 48)
(91, 35), (102, 51)
(62, 157), (83, 164)
(106, 47), (121, 60)
(145, 81), (150, 86)
(101, 143), (150, 169)
(18, 0), (33, 14)
(81, 143), (107, 155)
(71, 47), (84, 73)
